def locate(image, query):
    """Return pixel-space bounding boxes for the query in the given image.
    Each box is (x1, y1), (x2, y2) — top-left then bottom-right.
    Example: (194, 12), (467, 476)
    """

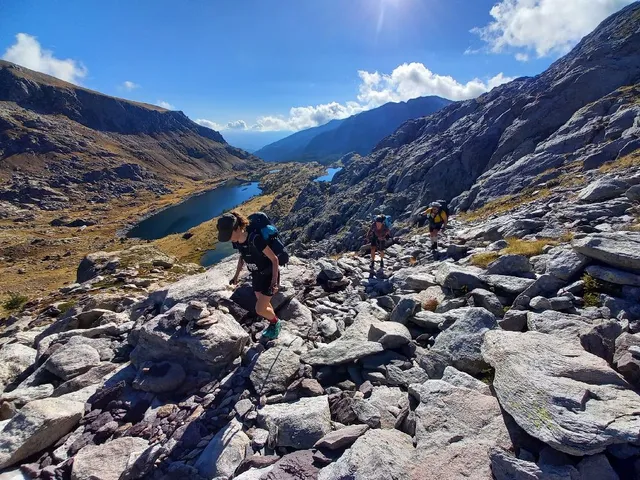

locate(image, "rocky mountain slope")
(0, 163), (639, 479)
(0, 60), (258, 209)
(255, 96), (452, 164)
(284, 3), (640, 252)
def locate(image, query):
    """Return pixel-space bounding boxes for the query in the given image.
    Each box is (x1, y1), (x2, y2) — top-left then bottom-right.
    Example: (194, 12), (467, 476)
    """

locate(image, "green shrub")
(583, 292), (600, 308)
(2, 292), (29, 311)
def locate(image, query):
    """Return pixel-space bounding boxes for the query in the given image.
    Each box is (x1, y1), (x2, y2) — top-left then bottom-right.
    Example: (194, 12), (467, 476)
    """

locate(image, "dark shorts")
(370, 237), (386, 250)
(429, 222), (444, 233)
(252, 269), (279, 296)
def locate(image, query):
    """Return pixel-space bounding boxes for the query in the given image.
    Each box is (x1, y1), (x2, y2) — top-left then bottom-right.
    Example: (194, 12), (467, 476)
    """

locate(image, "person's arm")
(262, 246), (280, 293)
(442, 212), (448, 229)
(231, 256), (244, 285)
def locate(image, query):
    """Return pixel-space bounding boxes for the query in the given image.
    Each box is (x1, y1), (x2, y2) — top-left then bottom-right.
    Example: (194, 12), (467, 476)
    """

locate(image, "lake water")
(200, 241), (236, 267)
(314, 167), (343, 182)
(126, 181), (262, 240)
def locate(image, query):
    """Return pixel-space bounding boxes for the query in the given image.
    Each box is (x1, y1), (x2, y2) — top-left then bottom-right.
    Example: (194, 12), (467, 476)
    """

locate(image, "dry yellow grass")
(471, 237), (561, 270)
(598, 150), (640, 173)
(501, 238), (552, 257)
(459, 188), (553, 222)
(0, 177), (227, 314)
(460, 161), (587, 222)
(423, 298), (439, 312)
(470, 252), (500, 268)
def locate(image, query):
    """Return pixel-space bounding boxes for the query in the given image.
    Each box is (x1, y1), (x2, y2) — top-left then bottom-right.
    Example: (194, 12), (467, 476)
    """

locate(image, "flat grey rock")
(483, 330), (640, 456)
(258, 395), (331, 449)
(301, 341), (384, 366)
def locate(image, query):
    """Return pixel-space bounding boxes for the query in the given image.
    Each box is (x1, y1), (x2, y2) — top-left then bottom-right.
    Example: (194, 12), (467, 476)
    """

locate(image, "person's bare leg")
(370, 246), (376, 266)
(255, 292), (275, 321)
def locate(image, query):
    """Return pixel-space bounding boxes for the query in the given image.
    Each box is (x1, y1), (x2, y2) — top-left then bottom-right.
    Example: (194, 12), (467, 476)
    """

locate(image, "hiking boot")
(380, 259), (384, 268)
(262, 320), (281, 340)
(370, 260), (375, 269)
(431, 243), (438, 251)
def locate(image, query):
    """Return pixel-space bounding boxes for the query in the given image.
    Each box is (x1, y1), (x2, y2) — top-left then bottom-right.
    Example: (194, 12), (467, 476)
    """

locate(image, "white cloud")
(197, 62), (513, 132)
(196, 119), (224, 130)
(157, 100), (175, 110)
(226, 120), (248, 130)
(2, 33), (87, 84)
(473, 0), (635, 58)
(357, 63), (515, 104)
(515, 53), (530, 62)
(122, 80), (139, 91)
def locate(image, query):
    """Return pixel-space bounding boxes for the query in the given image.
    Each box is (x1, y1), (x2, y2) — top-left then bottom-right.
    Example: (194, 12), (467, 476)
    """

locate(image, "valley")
(1, 3), (640, 479)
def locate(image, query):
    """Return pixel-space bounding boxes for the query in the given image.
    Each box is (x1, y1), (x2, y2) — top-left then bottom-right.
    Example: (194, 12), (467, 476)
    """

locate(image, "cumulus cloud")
(157, 100), (175, 110)
(2, 33), (87, 84)
(122, 80), (139, 90)
(226, 120), (248, 130)
(357, 63), (514, 104)
(473, 0), (635, 58)
(197, 62), (513, 132)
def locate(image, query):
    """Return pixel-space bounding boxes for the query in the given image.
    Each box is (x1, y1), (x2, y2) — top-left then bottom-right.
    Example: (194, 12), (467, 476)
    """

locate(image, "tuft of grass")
(598, 151), (639, 174)
(583, 292), (600, 308)
(582, 273), (599, 292)
(57, 301), (77, 314)
(2, 292), (29, 311)
(470, 252), (500, 268)
(423, 298), (439, 312)
(501, 238), (552, 257)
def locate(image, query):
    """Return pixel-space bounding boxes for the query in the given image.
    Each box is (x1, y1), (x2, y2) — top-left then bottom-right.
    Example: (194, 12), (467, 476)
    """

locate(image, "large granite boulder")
(483, 330), (640, 456)
(0, 344), (37, 392)
(130, 305), (249, 372)
(71, 437), (149, 480)
(318, 429), (414, 480)
(257, 396), (331, 449)
(0, 397), (84, 469)
(573, 232), (640, 272)
(194, 419), (250, 480)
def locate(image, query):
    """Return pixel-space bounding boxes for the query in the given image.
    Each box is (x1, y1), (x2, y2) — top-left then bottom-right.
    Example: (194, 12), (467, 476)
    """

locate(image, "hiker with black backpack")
(424, 201), (448, 251)
(217, 211), (288, 340)
(367, 214), (391, 269)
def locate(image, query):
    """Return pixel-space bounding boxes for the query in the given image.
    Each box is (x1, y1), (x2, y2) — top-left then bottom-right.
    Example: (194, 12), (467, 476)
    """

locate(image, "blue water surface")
(126, 181), (262, 240)
(313, 167), (343, 182)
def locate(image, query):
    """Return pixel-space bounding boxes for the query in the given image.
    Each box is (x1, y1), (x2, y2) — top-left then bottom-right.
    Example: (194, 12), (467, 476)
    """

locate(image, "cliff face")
(283, 3), (640, 251)
(0, 60), (259, 208)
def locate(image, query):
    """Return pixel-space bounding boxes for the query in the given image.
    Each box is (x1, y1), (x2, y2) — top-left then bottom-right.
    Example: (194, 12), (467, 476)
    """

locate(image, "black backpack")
(247, 212), (290, 266)
(434, 199), (450, 218)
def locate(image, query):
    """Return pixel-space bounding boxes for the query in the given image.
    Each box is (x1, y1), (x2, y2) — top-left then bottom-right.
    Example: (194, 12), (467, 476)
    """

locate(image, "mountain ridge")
(283, 2), (640, 252)
(255, 96), (452, 164)
(0, 60), (259, 208)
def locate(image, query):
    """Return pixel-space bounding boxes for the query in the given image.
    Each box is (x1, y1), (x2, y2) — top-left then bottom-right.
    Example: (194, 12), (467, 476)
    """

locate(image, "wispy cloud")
(472, 0), (635, 59)
(197, 62), (513, 132)
(122, 80), (140, 91)
(2, 33), (87, 84)
(156, 100), (175, 110)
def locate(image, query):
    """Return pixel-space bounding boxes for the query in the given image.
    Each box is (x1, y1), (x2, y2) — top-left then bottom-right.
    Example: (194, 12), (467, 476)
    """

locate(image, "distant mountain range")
(255, 96), (453, 164)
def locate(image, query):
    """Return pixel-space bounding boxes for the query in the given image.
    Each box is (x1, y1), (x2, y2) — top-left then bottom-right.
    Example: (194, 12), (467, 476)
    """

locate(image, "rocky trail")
(0, 164), (639, 480)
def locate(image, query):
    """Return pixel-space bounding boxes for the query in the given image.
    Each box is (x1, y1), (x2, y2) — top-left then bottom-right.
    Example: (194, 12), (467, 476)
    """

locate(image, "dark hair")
(231, 211), (249, 230)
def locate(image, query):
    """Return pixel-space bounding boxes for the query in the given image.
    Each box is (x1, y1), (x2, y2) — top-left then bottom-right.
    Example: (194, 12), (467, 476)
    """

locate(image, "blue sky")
(0, 0), (634, 149)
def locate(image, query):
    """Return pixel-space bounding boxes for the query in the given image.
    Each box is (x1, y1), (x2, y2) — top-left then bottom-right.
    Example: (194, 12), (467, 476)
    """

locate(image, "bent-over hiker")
(217, 211), (282, 339)
(367, 214), (391, 269)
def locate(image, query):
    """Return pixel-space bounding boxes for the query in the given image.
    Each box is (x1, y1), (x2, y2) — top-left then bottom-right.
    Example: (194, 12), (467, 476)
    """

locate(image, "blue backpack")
(383, 215), (392, 229)
(247, 212), (290, 266)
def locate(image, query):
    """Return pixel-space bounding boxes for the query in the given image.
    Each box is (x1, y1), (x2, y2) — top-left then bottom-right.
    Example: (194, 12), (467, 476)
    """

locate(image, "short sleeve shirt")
(233, 233), (272, 272)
